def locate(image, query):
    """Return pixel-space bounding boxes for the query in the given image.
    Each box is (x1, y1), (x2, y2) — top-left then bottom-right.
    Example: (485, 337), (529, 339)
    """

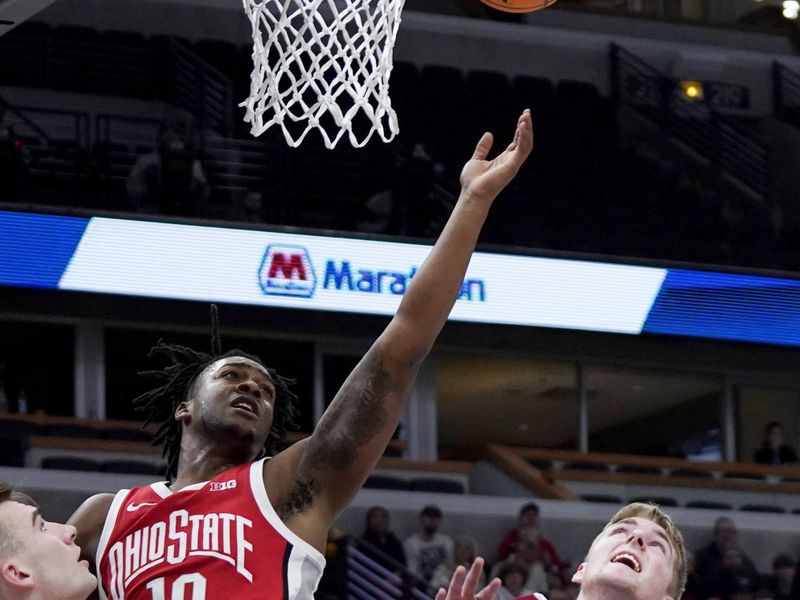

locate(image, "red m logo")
(268, 253), (307, 280)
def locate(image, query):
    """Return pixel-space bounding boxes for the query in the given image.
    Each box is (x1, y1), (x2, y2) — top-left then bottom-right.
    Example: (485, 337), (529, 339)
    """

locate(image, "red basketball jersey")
(96, 459), (325, 600)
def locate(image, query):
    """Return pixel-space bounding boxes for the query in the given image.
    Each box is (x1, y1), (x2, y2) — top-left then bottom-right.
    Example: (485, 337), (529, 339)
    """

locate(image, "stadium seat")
(722, 472), (766, 481)
(41, 457), (100, 472)
(103, 427), (152, 442)
(740, 504), (786, 514)
(409, 478), (465, 494)
(629, 496), (679, 507)
(670, 468), (714, 478)
(364, 475), (408, 490)
(562, 461), (609, 472)
(685, 500), (733, 510)
(45, 424), (103, 438)
(617, 464), (662, 475)
(580, 494), (623, 504)
(527, 459), (553, 471)
(102, 459), (159, 475)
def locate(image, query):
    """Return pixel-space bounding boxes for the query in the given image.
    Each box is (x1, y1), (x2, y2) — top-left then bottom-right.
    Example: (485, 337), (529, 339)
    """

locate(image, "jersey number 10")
(146, 573), (207, 600)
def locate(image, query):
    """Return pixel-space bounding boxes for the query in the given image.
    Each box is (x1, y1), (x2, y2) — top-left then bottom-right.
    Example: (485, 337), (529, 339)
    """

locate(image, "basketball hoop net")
(241, 0), (406, 149)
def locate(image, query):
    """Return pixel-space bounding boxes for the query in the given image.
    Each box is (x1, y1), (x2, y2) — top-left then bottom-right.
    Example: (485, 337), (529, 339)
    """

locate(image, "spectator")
(430, 535), (485, 591)
(495, 561), (535, 600)
(492, 530), (550, 595)
(404, 505), (454, 582)
(754, 422), (799, 465)
(360, 506), (406, 570)
(700, 544), (761, 600)
(126, 122), (209, 216)
(497, 502), (565, 572)
(765, 553), (795, 600)
(696, 517), (759, 594)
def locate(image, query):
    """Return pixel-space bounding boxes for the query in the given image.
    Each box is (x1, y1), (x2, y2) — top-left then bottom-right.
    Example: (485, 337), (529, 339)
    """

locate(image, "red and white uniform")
(96, 459), (325, 600)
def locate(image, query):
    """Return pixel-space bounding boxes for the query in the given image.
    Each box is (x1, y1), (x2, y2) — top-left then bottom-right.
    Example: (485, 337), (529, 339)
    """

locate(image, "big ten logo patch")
(209, 480), (237, 492)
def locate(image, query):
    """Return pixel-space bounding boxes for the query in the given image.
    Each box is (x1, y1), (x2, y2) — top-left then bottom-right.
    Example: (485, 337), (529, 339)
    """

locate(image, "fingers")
(472, 132), (494, 161)
(515, 108), (534, 155)
(448, 565), (467, 598)
(475, 577), (502, 600)
(461, 557), (485, 596)
(435, 589), (447, 600)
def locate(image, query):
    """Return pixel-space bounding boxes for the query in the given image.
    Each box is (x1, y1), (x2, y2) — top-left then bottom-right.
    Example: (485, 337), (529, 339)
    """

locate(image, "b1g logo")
(258, 245), (317, 298)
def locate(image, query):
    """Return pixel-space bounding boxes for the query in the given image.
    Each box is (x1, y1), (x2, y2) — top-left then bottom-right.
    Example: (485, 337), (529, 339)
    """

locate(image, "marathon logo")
(105, 510), (253, 599)
(258, 245), (316, 298)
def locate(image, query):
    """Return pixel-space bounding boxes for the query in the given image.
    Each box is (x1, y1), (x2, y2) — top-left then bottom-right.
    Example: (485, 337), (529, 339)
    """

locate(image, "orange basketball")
(477, 0), (557, 13)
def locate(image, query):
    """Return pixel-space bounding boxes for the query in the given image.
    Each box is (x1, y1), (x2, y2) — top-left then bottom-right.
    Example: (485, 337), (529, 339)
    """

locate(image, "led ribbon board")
(1, 210), (799, 346)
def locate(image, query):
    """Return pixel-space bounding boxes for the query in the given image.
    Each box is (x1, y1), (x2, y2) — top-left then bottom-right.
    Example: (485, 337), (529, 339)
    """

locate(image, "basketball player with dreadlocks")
(68, 110), (533, 600)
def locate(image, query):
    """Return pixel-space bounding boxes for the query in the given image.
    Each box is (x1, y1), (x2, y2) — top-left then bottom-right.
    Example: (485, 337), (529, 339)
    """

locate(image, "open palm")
(460, 109), (533, 205)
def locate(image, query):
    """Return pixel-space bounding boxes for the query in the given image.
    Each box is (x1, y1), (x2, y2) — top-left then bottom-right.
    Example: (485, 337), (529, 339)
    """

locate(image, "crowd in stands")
(317, 502), (800, 600)
(2, 20), (800, 272)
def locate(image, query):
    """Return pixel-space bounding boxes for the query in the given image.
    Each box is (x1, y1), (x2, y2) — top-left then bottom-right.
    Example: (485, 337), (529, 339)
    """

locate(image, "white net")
(241, 0), (406, 149)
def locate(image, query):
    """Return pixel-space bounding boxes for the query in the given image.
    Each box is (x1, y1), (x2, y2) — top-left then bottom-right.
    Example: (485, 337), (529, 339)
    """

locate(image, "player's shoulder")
(70, 492), (116, 527)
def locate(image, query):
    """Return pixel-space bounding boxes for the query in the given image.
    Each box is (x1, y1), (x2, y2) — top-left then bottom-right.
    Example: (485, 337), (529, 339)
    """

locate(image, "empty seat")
(41, 456), (100, 472)
(0, 420), (43, 439)
(364, 475), (408, 490)
(740, 504), (786, 514)
(102, 460), (159, 475)
(45, 424), (102, 438)
(562, 461), (609, 472)
(527, 459), (553, 471)
(103, 427), (152, 442)
(629, 496), (679, 507)
(722, 472), (766, 481)
(580, 494), (622, 504)
(0, 437), (28, 467)
(617, 464), (662, 475)
(671, 468), (714, 478)
(685, 500), (733, 510)
(409, 478), (465, 494)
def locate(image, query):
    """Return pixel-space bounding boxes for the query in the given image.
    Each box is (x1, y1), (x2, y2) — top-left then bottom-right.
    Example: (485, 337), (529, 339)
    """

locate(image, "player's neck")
(576, 587), (636, 600)
(171, 439), (254, 491)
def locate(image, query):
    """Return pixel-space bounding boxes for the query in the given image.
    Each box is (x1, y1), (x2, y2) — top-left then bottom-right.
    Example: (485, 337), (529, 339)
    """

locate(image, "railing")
(166, 39), (233, 136)
(611, 43), (769, 199)
(773, 61), (800, 130)
(345, 537), (434, 600)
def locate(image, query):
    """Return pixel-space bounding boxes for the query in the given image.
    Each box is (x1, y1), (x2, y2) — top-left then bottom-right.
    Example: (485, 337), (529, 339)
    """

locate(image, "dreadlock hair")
(133, 306), (299, 481)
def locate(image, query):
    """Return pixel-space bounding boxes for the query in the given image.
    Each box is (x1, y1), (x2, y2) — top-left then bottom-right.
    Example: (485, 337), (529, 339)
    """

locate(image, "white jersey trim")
(150, 479), (209, 498)
(96, 489), (130, 600)
(249, 458), (326, 569)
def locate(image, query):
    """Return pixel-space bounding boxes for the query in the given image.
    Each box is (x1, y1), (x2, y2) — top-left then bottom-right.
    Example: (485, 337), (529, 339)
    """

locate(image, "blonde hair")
(597, 503), (687, 599)
(0, 482), (37, 559)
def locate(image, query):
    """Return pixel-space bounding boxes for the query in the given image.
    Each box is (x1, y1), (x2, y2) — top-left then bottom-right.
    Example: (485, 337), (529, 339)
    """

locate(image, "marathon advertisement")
(3, 210), (800, 346)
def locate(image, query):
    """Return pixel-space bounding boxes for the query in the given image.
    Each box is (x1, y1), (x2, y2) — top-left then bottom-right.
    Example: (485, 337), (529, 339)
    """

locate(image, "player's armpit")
(68, 492), (115, 566)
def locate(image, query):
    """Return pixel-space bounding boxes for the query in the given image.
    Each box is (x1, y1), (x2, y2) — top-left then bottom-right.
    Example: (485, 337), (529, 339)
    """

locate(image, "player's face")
(0, 502), (96, 599)
(185, 357), (276, 454)
(572, 517), (675, 600)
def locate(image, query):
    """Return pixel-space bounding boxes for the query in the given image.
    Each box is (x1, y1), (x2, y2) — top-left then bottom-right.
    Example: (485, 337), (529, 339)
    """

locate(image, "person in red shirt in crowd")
(497, 503), (565, 572)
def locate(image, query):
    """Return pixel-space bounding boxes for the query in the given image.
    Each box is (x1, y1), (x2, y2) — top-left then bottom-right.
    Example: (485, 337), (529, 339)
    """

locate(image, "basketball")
(477, 0), (557, 13)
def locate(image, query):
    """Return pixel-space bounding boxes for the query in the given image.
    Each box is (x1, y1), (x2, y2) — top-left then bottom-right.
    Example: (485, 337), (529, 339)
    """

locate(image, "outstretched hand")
(460, 109), (533, 205)
(435, 558), (502, 600)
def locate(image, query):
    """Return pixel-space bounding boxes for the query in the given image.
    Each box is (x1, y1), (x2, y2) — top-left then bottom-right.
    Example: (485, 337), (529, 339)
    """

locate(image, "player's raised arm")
(269, 110), (533, 533)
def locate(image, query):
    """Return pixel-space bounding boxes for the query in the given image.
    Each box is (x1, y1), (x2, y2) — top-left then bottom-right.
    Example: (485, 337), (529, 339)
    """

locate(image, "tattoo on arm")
(308, 349), (393, 472)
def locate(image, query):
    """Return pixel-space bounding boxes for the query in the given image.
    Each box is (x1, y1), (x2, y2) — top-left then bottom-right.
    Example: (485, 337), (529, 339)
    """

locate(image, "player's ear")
(0, 560), (34, 591)
(175, 400), (192, 423)
(571, 562), (586, 584)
